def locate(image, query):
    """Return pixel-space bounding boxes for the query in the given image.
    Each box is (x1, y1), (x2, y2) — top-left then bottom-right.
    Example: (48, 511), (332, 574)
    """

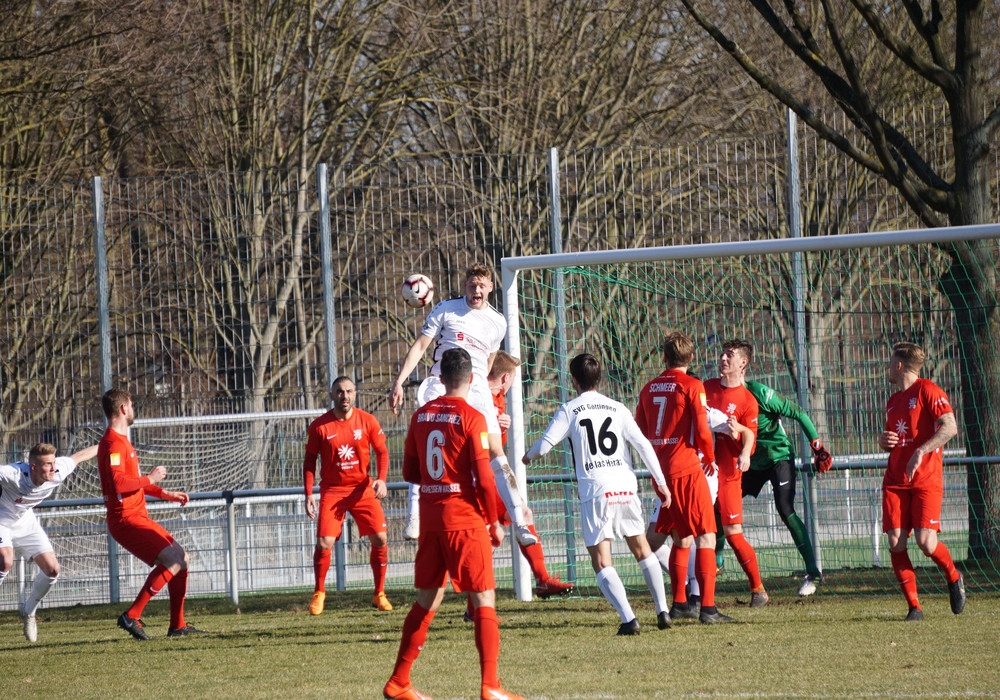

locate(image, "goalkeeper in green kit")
(724, 380), (833, 596)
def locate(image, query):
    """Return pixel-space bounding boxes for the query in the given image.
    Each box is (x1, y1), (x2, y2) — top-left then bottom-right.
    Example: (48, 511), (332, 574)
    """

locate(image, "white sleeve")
(0, 464), (20, 488)
(420, 302), (445, 339)
(624, 417), (666, 487)
(706, 406), (730, 433)
(54, 456), (77, 483)
(524, 404), (572, 461)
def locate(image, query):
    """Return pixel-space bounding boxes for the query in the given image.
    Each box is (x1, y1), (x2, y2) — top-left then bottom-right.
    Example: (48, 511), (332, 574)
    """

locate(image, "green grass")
(3, 583), (998, 699)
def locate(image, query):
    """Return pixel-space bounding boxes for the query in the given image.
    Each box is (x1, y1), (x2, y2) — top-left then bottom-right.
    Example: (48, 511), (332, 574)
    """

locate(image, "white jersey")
(526, 390), (666, 502)
(0, 457), (76, 526)
(422, 297), (505, 381)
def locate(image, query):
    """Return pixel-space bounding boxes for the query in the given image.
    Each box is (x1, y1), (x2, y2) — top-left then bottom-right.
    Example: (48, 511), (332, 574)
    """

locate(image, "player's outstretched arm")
(390, 334), (434, 413)
(158, 489), (189, 505)
(70, 445), (99, 464)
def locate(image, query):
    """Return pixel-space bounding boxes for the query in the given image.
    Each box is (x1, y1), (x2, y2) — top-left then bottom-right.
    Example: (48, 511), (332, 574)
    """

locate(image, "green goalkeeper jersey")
(744, 380), (820, 471)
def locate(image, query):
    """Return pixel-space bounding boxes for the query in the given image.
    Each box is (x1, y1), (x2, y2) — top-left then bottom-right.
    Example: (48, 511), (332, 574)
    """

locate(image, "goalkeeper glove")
(811, 439), (832, 473)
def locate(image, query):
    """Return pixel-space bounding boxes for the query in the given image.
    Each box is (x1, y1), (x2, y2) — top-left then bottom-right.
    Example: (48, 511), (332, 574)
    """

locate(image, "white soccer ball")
(401, 273), (435, 308)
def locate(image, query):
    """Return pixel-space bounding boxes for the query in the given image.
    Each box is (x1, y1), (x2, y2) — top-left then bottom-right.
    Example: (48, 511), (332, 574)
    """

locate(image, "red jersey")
(493, 390), (507, 445)
(97, 428), (163, 524)
(704, 379), (758, 476)
(403, 395), (499, 532)
(883, 377), (953, 490)
(303, 408), (389, 491)
(636, 369), (715, 478)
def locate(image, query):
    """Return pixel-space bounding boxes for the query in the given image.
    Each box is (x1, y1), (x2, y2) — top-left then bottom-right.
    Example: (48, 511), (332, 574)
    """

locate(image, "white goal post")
(500, 223), (1000, 602)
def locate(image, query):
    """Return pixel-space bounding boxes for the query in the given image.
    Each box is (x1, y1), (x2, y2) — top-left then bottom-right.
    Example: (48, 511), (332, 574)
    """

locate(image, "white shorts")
(581, 491), (646, 547)
(0, 511), (54, 561)
(417, 375), (501, 434)
(650, 470), (718, 523)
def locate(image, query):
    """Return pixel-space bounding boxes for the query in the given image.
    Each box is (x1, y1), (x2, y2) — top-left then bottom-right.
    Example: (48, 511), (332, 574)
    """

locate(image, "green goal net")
(503, 226), (1000, 600)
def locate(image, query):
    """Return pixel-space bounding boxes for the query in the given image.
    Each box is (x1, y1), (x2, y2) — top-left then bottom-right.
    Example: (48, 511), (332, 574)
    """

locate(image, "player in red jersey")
(384, 348), (524, 700)
(878, 342), (964, 621)
(635, 331), (733, 624)
(98, 388), (204, 640)
(488, 351), (573, 600)
(703, 339), (767, 607)
(304, 376), (392, 615)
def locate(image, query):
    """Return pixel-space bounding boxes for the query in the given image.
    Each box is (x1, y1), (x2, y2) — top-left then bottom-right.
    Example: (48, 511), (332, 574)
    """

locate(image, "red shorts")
(882, 485), (943, 533)
(656, 471), (716, 540)
(108, 515), (175, 566)
(715, 468), (745, 527)
(317, 483), (387, 539)
(414, 527), (495, 593)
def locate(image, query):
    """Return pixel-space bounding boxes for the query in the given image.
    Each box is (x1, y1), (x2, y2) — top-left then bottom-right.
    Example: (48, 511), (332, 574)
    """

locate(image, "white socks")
(407, 483), (420, 520)
(489, 456), (526, 526)
(653, 541), (672, 574)
(638, 554), (669, 614)
(596, 567), (634, 623)
(23, 572), (58, 616)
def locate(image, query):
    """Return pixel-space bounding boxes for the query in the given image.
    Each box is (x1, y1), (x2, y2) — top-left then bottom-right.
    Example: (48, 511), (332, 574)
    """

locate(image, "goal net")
(502, 225), (1000, 600)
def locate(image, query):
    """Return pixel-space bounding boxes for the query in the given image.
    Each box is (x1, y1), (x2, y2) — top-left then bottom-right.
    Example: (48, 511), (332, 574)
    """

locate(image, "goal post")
(502, 224), (1000, 602)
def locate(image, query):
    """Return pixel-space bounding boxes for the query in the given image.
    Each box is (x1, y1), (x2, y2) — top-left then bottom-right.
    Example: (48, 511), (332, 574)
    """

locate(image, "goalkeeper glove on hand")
(811, 439), (832, 473)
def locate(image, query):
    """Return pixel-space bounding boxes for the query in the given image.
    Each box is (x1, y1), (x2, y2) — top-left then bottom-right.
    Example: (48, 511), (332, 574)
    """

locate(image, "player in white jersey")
(0, 442), (98, 642)
(390, 263), (536, 547)
(523, 353), (672, 635)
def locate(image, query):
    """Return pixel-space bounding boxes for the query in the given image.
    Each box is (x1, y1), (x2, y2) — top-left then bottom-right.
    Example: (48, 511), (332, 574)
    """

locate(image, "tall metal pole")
(317, 164), (346, 590)
(93, 175), (120, 604)
(548, 148), (577, 586)
(787, 110), (822, 571)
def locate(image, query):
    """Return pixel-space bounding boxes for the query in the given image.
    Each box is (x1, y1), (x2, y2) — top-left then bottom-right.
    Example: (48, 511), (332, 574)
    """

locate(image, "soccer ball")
(401, 273), (435, 308)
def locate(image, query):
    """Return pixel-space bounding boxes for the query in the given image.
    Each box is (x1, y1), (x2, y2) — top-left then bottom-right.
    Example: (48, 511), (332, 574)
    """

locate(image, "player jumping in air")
(390, 263), (536, 548)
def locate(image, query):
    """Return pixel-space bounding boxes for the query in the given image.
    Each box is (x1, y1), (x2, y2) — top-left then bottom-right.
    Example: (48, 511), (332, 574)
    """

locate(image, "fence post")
(787, 110), (823, 571)
(316, 164), (346, 590)
(548, 147), (578, 588)
(225, 491), (240, 605)
(93, 175), (120, 604)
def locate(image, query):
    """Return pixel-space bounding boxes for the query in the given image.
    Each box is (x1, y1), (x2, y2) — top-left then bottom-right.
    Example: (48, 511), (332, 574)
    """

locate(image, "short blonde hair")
(892, 342), (925, 374)
(662, 332), (694, 368)
(488, 350), (521, 380)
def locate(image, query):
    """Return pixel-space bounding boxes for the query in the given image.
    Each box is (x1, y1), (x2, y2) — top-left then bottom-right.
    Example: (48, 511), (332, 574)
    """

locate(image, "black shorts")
(742, 459), (796, 499)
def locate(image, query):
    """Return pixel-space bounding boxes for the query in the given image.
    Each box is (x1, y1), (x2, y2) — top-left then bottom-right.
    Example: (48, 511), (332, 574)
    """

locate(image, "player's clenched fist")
(810, 439), (833, 473)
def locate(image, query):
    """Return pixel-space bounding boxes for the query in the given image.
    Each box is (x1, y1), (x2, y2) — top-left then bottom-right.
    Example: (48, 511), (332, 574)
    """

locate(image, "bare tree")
(676, 0), (1000, 556)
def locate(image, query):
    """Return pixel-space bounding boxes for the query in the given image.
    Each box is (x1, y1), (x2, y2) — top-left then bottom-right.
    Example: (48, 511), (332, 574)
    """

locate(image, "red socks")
(890, 549), (920, 609)
(727, 532), (763, 590)
(168, 568), (188, 629)
(127, 565), (174, 619)
(519, 525), (550, 582)
(695, 547), (717, 607)
(371, 544), (389, 593)
(313, 547), (331, 593)
(388, 603), (436, 687)
(474, 606), (501, 689)
(670, 546), (690, 604)
(928, 542), (960, 584)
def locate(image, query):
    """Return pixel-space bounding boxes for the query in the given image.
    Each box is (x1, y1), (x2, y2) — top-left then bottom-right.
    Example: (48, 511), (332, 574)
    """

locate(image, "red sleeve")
(110, 467), (151, 495)
(691, 383), (715, 464)
(402, 414), (421, 484)
(303, 424), (319, 496)
(926, 382), (953, 419)
(368, 414), (390, 482)
(144, 483), (165, 498)
(635, 392), (648, 434)
(468, 414), (499, 524)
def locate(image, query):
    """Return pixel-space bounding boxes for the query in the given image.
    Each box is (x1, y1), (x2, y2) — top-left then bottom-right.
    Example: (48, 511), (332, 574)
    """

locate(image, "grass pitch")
(2, 582), (998, 699)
